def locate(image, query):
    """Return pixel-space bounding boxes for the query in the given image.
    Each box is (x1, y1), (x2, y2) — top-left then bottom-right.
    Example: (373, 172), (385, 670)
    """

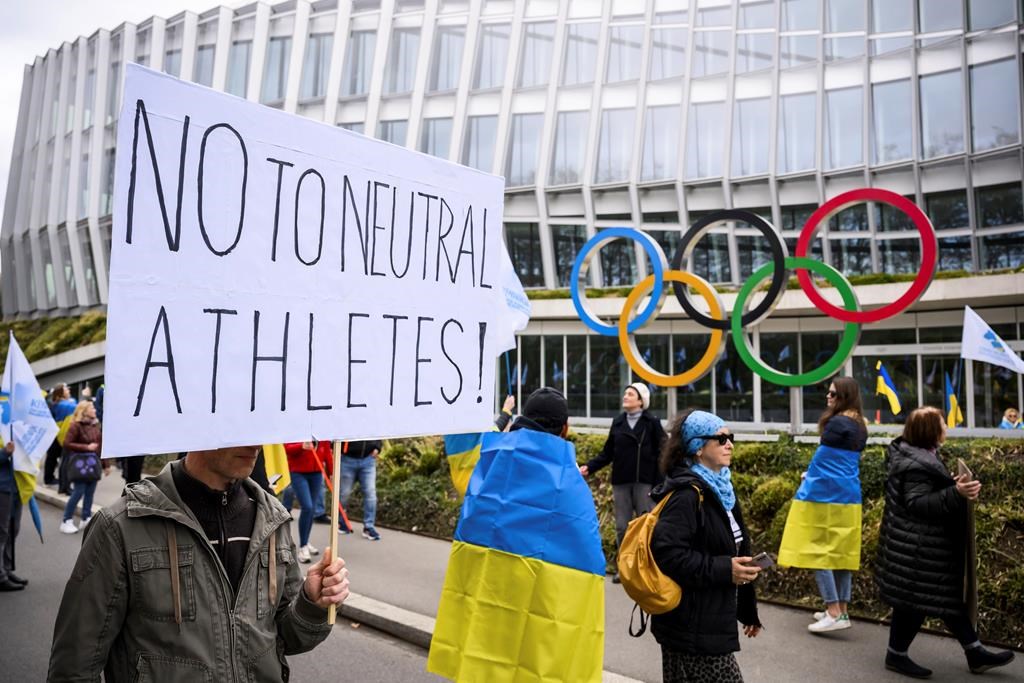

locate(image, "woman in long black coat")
(877, 406), (1014, 678)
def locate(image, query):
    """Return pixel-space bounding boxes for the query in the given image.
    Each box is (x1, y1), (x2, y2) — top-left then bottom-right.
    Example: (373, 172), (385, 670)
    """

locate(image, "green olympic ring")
(731, 256), (861, 387)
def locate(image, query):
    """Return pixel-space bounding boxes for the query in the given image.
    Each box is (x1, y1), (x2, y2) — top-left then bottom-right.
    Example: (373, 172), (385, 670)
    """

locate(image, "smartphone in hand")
(747, 552), (775, 570)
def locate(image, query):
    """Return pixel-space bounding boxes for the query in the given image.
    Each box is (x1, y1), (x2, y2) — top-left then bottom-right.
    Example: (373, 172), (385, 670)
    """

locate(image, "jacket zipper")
(636, 426), (645, 483)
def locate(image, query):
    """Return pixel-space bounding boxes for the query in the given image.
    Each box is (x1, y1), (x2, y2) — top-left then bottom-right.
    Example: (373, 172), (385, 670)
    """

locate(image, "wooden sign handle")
(327, 440), (342, 626)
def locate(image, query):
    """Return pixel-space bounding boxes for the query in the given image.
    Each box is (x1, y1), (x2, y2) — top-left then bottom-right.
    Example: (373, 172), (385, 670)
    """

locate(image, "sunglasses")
(696, 433), (735, 446)
(826, 390), (837, 398)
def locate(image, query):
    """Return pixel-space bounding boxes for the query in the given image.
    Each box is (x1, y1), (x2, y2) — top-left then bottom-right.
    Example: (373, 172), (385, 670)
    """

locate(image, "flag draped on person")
(945, 372), (964, 428)
(1, 333), (60, 505)
(777, 441), (862, 571)
(875, 361), (902, 415)
(51, 393), (77, 446)
(443, 433), (484, 499)
(428, 429), (606, 682)
(961, 305), (1024, 375)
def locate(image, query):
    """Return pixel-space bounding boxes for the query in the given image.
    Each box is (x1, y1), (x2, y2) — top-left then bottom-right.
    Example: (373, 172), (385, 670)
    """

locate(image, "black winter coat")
(586, 411), (666, 485)
(649, 466), (760, 655)
(876, 437), (968, 618)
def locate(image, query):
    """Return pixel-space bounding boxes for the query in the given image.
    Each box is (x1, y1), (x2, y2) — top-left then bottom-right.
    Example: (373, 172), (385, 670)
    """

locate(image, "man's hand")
(954, 473), (981, 501)
(502, 395), (515, 414)
(303, 547), (350, 609)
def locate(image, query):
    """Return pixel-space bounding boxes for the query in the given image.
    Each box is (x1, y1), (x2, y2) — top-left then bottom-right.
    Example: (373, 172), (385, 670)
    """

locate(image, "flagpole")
(327, 439), (342, 626)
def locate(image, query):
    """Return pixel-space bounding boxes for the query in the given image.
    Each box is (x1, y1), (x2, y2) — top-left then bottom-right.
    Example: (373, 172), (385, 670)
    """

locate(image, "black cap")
(522, 387), (569, 434)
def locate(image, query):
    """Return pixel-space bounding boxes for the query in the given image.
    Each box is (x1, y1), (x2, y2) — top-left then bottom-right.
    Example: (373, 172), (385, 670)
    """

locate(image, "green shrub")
(748, 476), (798, 529)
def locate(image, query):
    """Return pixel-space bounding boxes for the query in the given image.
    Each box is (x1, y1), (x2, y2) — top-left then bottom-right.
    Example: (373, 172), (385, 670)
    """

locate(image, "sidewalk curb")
(34, 486), (643, 682)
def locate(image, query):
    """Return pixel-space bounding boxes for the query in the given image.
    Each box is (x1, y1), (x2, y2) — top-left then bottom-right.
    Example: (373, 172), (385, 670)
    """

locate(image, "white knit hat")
(628, 383), (651, 410)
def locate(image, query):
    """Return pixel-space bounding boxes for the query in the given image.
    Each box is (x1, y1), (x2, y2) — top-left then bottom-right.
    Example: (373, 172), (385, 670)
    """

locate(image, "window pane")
(516, 336), (541, 400)
(970, 59), (1020, 152)
(878, 238), (920, 273)
(552, 224), (587, 286)
(194, 45), (215, 86)
(377, 119), (408, 144)
(830, 238), (872, 274)
(300, 34), (333, 98)
(550, 111), (589, 184)
(854, 356), (915, 424)
(760, 332), (798, 422)
(973, 359), (1018, 428)
(384, 28), (420, 94)
(778, 93), (816, 173)
(506, 113), (544, 185)
(938, 235), (973, 271)
(420, 117), (452, 158)
(675, 334), (714, 413)
(78, 225), (100, 302)
(780, 35), (817, 68)
(825, 87), (863, 168)
(925, 190), (969, 230)
(740, 1), (776, 29)
(686, 101), (724, 178)
(737, 32), (773, 73)
(597, 230), (637, 286)
(698, 6), (731, 26)
(641, 106), (679, 180)
(692, 31), (730, 77)
(561, 22), (599, 86)
(781, 203), (817, 231)
(505, 223), (545, 287)
(607, 25), (644, 81)
(474, 23), (510, 89)
(825, 36), (864, 61)
(261, 37), (291, 103)
(77, 150), (89, 219)
(871, 36), (913, 55)
(106, 60), (121, 124)
(801, 333), (841, 418)
(566, 336), (587, 415)
(691, 232), (731, 283)
(164, 50), (181, 79)
(38, 229), (57, 308)
(646, 228), (680, 259)
(226, 41), (252, 96)
(830, 204), (869, 231)
(519, 22), (555, 87)
(430, 26), (465, 91)
(827, 0), (865, 31)
(544, 335), (565, 394)
(650, 27), (687, 79)
(340, 121), (365, 134)
(921, 71), (964, 158)
(919, 0), (963, 31)
(977, 183), (1023, 227)
(922, 356), (963, 419)
(872, 79), (912, 163)
(732, 98), (771, 176)
(462, 115), (498, 171)
(631, 337), (669, 414)
(342, 31), (376, 96)
(590, 336), (632, 418)
(872, 0), (913, 32)
(782, 0), (819, 30)
(595, 109), (635, 183)
(874, 199), (916, 232)
(100, 148), (115, 216)
(716, 344), (753, 422)
(968, 0), (1017, 30)
(57, 227), (78, 306)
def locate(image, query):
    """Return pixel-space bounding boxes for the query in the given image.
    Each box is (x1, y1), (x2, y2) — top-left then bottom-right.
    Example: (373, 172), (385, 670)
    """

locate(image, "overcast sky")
(0, 0), (227, 224)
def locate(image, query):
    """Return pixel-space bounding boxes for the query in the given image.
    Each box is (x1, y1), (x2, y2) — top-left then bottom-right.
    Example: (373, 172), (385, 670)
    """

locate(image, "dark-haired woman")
(878, 406), (1014, 678)
(778, 377), (867, 634)
(650, 409), (762, 683)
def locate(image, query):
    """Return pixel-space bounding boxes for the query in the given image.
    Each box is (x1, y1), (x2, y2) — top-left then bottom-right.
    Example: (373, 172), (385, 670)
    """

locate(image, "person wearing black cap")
(511, 387), (570, 437)
(579, 382), (666, 582)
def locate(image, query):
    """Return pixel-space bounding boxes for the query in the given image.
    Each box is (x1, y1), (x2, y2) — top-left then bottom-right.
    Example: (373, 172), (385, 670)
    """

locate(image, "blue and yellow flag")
(52, 398), (77, 446)
(875, 361), (901, 415)
(428, 429), (605, 682)
(944, 372), (964, 428)
(443, 433), (484, 499)
(777, 444), (862, 571)
(261, 444), (290, 495)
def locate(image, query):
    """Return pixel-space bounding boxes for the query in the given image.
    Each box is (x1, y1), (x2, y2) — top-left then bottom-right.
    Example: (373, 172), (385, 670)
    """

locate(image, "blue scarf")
(691, 462), (736, 511)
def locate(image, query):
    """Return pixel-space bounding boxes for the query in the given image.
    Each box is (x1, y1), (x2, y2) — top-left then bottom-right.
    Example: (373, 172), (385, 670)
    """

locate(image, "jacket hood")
(886, 437), (952, 480)
(651, 463), (704, 502)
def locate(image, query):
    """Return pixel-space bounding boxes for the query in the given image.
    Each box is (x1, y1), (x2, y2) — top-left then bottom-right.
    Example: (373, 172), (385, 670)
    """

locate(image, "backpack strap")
(629, 602), (649, 638)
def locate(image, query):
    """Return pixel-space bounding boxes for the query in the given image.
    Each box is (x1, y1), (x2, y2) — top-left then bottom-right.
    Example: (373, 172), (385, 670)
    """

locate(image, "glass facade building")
(2, 0), (1023, 429)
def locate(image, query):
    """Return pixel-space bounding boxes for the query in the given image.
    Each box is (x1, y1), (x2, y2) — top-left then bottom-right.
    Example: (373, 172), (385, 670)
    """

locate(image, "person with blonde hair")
(59, 401), (108, 534)
(998, 407), (1022, 429)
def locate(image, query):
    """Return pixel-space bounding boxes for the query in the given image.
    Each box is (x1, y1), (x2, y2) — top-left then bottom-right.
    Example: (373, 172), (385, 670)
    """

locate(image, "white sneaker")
(297, 545), (311, 563)
(59, 520), (78, 534)
(303, 543), (320, 556)
(813, 611), (826, 621)
(81, 516), (92, 528)
(808, 613), (851, 633)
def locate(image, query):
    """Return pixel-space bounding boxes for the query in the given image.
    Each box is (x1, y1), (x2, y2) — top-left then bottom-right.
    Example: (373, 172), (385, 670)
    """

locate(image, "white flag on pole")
(960, 306), (1024, 375)
(1, 333), (60, 474)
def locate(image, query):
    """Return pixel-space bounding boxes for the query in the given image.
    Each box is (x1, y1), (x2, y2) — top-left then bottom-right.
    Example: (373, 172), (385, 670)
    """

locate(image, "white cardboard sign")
(103, 65), (525, 457)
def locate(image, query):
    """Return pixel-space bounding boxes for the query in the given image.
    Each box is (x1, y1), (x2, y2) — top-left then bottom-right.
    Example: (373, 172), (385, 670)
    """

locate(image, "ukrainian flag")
(945, 372), (964, 428)
(443, 433), (484, 499)
(52, 398), (76, 446)
(428, 429), (606, 682)
(777, 444), (862, 571)
(875, 361), (901, 415)
(262, 444), (290, 495)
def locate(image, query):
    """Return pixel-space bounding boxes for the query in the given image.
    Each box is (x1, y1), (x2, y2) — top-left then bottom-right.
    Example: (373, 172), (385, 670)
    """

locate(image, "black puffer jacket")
(586, 411), (666, 485)
(876, 437), (967, 618)
(649, 465), (760, 655)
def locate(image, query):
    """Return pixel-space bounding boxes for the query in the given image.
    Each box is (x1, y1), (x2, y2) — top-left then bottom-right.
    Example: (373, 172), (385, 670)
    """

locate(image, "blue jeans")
(340, 456), (377, 530)
(314, 487), (326, 518)
(290, 472), (323, 547)
(815, 569), (852, 605)
(63, 480), (97, 522)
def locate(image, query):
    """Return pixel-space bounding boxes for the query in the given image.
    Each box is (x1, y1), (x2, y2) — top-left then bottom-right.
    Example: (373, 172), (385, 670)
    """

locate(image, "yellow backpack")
(617, 485), (703, 634)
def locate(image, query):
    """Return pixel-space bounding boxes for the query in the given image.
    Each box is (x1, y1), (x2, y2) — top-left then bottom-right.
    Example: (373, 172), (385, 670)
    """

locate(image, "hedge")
(338, 432), (1024, 649)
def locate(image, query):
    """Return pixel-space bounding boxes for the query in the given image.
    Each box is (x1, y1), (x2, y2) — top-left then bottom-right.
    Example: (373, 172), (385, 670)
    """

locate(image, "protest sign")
(103, 65), (528, 457)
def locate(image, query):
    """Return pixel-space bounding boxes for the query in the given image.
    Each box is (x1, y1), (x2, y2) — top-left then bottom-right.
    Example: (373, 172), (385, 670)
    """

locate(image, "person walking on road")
(650, 409), (762, 683)
(0, 442), (27, 592)
(339, 439), (383, 541)
(285, 441), (332, 562)
(48, 446), (350, 682)
(877, 406), (1015, 678)
(59, 401), (108, 534)
(579, 383), (666, 582)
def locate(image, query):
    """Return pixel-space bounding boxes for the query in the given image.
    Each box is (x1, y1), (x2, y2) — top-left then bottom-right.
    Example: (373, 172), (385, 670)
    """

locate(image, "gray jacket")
(48, 462), (331, 682)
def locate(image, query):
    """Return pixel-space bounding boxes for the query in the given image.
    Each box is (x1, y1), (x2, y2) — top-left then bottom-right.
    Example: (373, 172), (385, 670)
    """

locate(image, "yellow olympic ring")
(618, 271), (726, 387)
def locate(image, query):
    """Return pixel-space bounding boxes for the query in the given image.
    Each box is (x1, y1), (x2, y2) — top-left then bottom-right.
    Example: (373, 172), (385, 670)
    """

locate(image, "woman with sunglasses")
(778, 376), (867, 634)
(650, 409), (762, 683)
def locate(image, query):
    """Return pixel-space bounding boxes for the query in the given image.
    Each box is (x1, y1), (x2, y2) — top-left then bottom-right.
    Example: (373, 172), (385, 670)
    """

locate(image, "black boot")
(7, 573), (27, 586)
(885, 652), (932, 679)
(0, 578), (25, 592)
(966, 647), (1015, 674)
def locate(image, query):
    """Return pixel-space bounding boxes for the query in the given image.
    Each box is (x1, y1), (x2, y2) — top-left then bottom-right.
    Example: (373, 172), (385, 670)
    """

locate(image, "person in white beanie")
(579, 383), (666, 583)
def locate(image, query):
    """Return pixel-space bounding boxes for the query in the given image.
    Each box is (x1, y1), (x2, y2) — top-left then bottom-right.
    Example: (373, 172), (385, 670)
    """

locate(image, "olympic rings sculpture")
(570, 188), (938, 388)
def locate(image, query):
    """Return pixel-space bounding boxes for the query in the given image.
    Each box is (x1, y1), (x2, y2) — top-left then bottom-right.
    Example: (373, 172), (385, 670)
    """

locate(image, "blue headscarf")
(681, 410), (735, 511)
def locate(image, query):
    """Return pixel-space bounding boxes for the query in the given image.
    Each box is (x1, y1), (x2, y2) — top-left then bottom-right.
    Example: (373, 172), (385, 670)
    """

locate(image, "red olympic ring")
(795, 188), (937, 324)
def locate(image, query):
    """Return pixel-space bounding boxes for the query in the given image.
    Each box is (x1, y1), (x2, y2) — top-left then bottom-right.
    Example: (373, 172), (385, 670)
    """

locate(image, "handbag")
(67, 451), (102, 482)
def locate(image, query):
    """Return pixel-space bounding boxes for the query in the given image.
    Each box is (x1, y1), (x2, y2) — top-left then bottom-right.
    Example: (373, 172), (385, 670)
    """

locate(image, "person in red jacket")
(285, 441), (332, 563)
